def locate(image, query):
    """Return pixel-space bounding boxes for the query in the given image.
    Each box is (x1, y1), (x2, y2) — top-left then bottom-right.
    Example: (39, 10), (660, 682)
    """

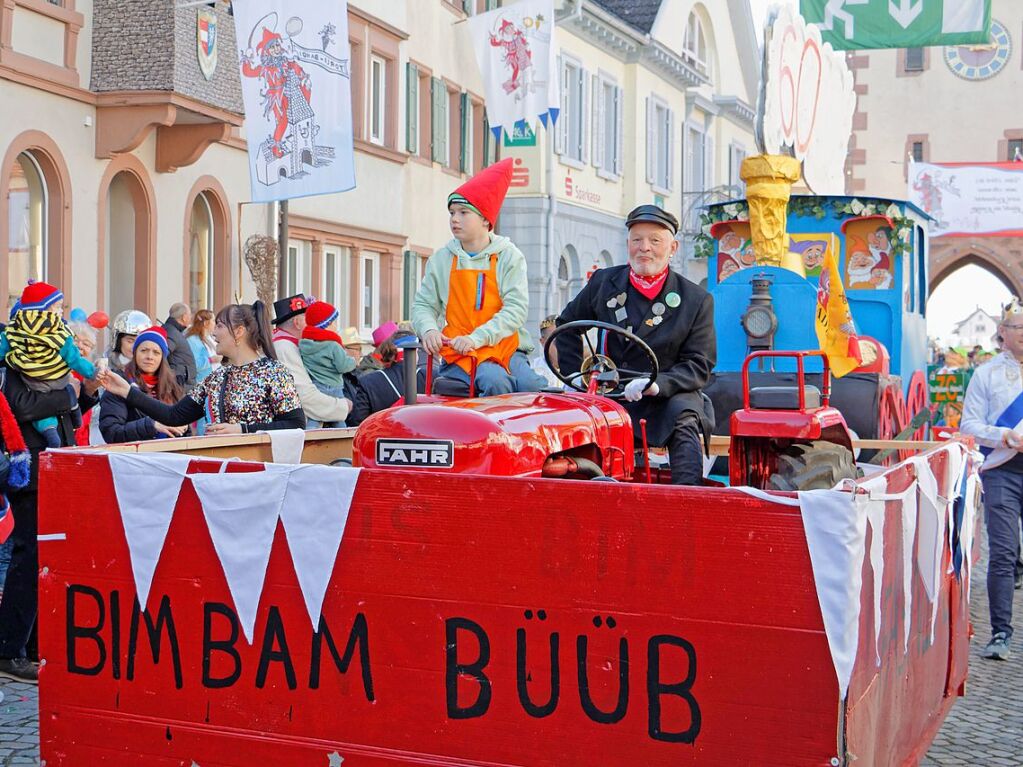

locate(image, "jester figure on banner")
(234, 3), (355, 202)
(467, 0), (559, 142)
(242, 26), (313, 159)
(490, 18), (533, 96)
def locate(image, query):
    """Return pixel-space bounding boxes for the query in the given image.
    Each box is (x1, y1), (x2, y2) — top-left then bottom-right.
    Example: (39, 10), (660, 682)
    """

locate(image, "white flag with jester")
(233, 0), (355, 202)
(467, 0), (559, 142)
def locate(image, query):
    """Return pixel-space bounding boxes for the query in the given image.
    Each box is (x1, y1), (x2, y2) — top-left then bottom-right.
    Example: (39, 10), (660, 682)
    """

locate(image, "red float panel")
(35, 449), (969, 766)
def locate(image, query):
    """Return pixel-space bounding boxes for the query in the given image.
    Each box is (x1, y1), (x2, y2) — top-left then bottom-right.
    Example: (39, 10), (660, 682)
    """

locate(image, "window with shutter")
(614, 86), (624, 176)
(402, 250), (416, 319)
(555, 56), (567, 155)
(649, 98), (672, 192)
(460, 92), (470, 173)
(406, 62), (419, 154)
(904, 48), (924, 72)
(591, 74), (603, 170)
(667, 109), (675, 192)
(483, 111), (493, 167)
(579, 69), (590, 164)
(431, 77), (448, 164)
(601, 79), (615, 174)
(645, 97), (655, 184)
(704, 135), (715, 191)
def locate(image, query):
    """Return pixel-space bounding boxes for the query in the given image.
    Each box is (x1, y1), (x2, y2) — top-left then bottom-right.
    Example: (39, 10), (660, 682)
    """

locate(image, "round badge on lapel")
(665, 292), (681, 308)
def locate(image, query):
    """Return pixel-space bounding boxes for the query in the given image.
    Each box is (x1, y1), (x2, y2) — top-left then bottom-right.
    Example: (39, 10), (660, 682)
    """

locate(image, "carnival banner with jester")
(233, 0), (355, 202)
(466, 0), (559, 142)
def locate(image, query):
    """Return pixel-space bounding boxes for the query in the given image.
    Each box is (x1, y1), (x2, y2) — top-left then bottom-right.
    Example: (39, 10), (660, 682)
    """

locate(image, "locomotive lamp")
(741, 275), (777, 356)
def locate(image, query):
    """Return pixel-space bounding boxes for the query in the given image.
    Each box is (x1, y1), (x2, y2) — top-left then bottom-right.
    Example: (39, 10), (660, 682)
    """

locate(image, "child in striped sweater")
(0, 282), (96, 447)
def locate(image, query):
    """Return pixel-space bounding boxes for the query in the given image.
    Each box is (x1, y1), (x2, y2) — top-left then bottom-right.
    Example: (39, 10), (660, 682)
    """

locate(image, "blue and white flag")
(233, 0), (355, 202)
(467, 0), (559, 142)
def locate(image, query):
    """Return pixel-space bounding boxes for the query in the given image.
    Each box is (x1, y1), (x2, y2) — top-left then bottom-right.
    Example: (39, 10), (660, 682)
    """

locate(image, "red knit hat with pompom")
(305, 301), (339, 329)
(20, 281), (63, 311)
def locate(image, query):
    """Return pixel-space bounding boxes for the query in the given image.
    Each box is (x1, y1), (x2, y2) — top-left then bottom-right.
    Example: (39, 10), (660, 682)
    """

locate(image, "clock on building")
(944, 19), (1011, 81)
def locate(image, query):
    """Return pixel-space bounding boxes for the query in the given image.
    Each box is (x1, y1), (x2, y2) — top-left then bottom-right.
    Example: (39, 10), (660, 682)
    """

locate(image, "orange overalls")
(439, 254), (519, 373)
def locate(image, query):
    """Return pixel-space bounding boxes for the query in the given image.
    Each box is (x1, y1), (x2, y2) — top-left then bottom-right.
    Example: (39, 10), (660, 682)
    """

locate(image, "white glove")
(623, 377), (658, 402)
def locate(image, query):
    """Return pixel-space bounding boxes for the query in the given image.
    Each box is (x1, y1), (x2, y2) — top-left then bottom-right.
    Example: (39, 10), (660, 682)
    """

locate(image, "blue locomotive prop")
(702, 195), (933, 449)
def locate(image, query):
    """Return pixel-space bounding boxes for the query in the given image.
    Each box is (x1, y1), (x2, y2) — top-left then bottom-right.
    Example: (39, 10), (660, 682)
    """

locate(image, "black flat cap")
(626, 204), (679, 235)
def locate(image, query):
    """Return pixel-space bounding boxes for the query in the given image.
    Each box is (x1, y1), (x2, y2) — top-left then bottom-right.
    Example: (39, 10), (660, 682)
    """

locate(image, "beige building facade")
(846, 0), (1023, 298)
(0, 0), (498, 337)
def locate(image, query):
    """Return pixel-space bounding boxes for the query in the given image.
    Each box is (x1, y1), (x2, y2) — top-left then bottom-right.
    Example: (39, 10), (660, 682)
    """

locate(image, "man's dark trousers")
(983, 467), (1023, 638)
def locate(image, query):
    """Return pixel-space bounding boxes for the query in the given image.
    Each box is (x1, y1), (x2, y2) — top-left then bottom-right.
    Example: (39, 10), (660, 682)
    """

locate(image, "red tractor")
(729, 350), (857, 490)
(353, 326), (858, 490)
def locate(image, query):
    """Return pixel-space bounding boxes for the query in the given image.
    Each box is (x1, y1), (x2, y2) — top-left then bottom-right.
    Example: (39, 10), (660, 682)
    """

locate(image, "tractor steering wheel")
(543, 320), (659, 400)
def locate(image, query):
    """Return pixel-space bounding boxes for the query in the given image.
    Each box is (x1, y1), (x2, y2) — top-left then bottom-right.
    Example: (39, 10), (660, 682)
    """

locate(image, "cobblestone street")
(2, 534), (1022, 766)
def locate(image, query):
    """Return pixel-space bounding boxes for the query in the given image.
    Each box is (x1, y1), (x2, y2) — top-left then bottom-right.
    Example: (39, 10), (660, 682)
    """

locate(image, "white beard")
(847, 264), (875, 283)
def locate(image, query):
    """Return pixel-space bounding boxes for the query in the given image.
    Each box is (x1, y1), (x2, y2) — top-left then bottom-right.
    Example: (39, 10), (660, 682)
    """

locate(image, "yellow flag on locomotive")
(814, 245), (862, 378)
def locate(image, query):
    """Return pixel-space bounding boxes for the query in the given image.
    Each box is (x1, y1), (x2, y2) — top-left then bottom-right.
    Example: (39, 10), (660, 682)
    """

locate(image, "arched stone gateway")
(929, 237), (1023, 299)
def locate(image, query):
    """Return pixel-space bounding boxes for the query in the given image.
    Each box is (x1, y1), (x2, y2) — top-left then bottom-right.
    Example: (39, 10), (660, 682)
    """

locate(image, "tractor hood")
(352, 392), (632, 477)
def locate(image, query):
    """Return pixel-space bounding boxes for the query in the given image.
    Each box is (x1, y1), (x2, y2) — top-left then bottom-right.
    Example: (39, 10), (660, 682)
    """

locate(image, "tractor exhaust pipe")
(402, 340), (419, 406)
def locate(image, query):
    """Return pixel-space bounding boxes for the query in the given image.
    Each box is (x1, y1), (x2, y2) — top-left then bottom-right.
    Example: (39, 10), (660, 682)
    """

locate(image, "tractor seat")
(431, 375), (472, 398)
(749, 385), (821, 411)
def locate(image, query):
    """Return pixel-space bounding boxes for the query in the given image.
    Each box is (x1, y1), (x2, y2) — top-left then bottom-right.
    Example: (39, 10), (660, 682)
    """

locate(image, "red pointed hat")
(447, 158), (514, 228)
(257, 27), (283, 53)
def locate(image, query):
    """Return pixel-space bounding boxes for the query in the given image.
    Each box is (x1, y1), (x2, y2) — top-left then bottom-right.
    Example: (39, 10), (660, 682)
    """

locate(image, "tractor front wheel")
(767, 440), (857, 492)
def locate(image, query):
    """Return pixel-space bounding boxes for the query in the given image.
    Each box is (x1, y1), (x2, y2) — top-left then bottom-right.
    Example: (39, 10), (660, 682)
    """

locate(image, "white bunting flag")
(109, 452), (193, 610)
(797, 488), (868, 701)
(466, 0), (559, 142)
(192, 465), (291, 643)
(233, 0), (356, 202)
(279, 465), (361, 630)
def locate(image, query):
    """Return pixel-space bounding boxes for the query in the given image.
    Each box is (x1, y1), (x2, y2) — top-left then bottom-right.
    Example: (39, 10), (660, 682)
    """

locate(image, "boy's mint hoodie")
(410, 234), (533, 353)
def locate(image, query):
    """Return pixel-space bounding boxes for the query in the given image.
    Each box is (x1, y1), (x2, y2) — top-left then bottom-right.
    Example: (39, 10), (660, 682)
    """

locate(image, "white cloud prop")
(763, 5), (856, 195)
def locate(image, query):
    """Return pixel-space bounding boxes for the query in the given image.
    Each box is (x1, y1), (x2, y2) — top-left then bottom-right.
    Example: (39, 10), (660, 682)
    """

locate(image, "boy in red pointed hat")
(411, 158), (545, 396)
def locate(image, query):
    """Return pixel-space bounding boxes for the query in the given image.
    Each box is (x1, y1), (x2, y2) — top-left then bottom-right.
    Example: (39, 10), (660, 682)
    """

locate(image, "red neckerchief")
(629, 267), (669, 300)
(302, 326), (345, 346)
(272, 328), (299, 346)
(139, 373), (159, 392)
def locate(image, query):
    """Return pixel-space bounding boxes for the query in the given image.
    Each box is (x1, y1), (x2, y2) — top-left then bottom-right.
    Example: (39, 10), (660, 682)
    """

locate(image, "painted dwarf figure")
(489, 18), (533, 95)
(242, 28), (313, 158)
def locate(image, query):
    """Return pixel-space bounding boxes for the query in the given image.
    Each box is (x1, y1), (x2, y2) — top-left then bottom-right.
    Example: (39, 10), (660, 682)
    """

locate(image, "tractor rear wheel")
(767, 440), (857, 492)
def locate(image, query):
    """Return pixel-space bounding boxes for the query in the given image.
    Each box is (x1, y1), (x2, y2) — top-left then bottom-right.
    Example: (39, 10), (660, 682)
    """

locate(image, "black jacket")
(98, 389), (159, 443)
(555, 265), (716, 446)
(2, 367), (99, 487)
(348, 365), (429, 426)
(163, 317), (197, 392)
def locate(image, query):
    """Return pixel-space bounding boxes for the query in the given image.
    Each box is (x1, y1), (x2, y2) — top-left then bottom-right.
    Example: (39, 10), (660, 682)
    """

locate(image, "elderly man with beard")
(554, 205), (716, 485)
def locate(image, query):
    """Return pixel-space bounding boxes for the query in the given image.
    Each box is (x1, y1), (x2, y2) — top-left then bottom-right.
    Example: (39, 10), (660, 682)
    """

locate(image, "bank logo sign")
(376, 439), (455, 468)
(197, 8), (218, 80)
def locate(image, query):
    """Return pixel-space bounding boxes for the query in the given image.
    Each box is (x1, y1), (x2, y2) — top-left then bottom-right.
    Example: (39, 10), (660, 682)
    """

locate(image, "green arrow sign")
(800, 0), (991, 50)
